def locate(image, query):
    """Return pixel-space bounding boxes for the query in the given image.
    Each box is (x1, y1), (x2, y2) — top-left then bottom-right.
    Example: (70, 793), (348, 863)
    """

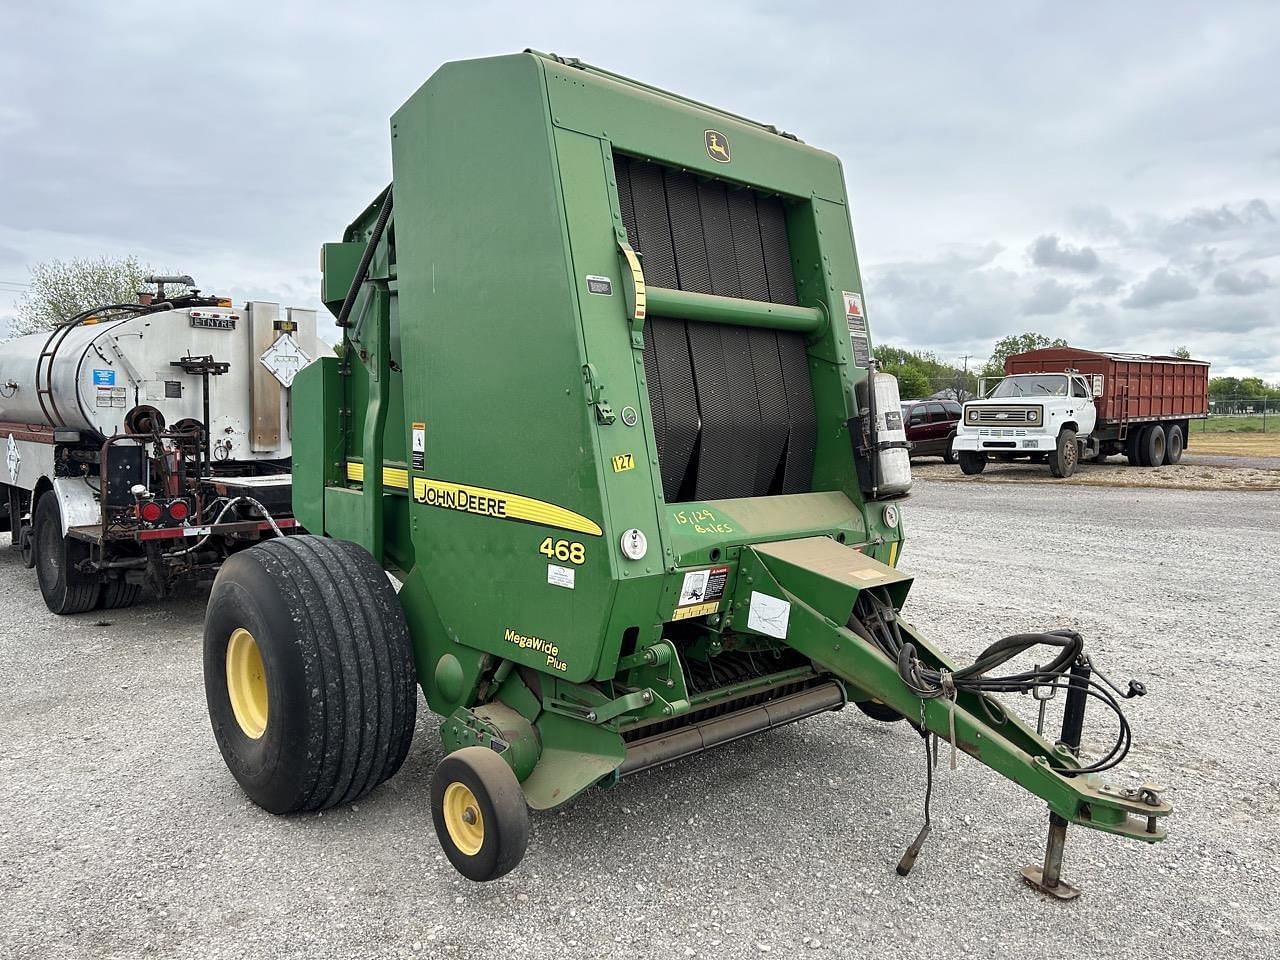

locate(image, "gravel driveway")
(1, 479), (1276, 960)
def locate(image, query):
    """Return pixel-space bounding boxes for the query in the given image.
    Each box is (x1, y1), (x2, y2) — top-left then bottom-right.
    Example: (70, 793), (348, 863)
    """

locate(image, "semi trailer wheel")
(1165, 424), (1184, 464)
(203, 535), (417, 814)
(431, 746), (530, 882)
(19, 526), (36, 568)
(99, 579), (142, 610)
(958, 452), (986, 475)
(1141, 424), (1166, 467)
(33, 493), (99, 615)
(1048, 429), (1079, 478)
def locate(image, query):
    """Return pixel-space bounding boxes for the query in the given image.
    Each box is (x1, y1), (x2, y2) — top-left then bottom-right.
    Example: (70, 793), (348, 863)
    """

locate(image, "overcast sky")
(2, 2), (1277, 379)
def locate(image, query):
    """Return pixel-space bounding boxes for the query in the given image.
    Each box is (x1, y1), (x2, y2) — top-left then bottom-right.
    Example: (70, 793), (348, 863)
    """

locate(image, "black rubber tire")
(959, 451), (987, 475)
(431, 746), (530, 882)
(33, 493), (99, 615)
(1049, 429), (1079, 478)
(855, 698), (904, 723)
(203, 535), (418, 814)
(19, 525), (36, 568)
(99, 579), (142, 609)
(942, 432), (957, 465)
(1165, 424), (1184, 464)
(1125, 429), (1142, 466)
(1142, 424), (1166, 468)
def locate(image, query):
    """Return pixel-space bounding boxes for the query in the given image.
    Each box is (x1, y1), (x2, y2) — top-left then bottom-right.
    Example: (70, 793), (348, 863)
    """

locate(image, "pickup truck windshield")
(989, 375), (1069, 398)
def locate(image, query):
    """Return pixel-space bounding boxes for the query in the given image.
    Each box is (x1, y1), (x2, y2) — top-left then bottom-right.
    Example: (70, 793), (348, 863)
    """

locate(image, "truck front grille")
(968, 405), (1042, 427)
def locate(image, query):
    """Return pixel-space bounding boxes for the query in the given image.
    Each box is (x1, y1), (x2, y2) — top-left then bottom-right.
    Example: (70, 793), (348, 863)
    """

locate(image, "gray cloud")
(1121, 268), (1199, 309)
(1022, 278), (1075, 315)
(1029, 235), (1100, 272)
(1087, 275), (1124, 295)
(1214, 268), (1272, 296)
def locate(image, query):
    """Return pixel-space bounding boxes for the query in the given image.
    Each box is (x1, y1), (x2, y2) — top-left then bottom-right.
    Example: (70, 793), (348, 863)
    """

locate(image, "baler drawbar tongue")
(735, 538), (1171, 894)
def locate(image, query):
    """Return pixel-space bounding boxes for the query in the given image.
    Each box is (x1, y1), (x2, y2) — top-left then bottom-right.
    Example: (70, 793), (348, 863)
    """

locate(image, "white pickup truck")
(952, 372), (1098, 478)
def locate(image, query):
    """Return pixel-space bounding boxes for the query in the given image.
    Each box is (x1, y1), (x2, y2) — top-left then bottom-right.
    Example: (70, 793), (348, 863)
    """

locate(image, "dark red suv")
(901, 399), (962, 462)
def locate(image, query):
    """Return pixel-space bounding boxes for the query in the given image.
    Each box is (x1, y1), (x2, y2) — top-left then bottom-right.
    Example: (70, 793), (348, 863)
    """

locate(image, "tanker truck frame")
(1, 280), (325, 613)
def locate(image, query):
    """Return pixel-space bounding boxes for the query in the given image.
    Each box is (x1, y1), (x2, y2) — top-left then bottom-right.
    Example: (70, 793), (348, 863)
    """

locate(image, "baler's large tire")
(1142, 424), (1166, 468)
(958, 452), (987, 475)
(1048, 429), (1079, 478)
(33, 493), (99, 615)
(431, 746), (529, 882)
(99, 579), (142, 610)
(1165, 424), (1184, 464)
(203, 535), (417, 814)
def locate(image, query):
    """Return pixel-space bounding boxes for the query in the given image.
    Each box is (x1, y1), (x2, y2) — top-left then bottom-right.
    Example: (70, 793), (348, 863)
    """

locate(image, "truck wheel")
(1142, 424), (1166, 467)
(432, 746), (530, 882)
(33, 493), (99, 615)
(19, 526), (36, 568)
(203, 535), (418, 814)
(99, 579), (142, 609)
(959, 452), (986, 475)
(1125, 430), (1142, 466)
(1165, 424), (1184, 464)
(1048, 429), (1079, 478)
(942, 432), (957, 465)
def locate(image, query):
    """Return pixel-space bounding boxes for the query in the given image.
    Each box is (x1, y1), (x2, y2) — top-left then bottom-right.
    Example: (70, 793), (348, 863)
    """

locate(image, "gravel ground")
(913, 456), (1280, 491)
(1, 480), (1277, 960)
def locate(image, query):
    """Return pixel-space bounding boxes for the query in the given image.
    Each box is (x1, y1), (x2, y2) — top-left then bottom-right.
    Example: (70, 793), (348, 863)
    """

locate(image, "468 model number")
(539, 537), (585, 565)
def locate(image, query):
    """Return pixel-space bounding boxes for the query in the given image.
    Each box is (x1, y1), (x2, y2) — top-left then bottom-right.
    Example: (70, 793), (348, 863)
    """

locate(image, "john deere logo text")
(705, 130), (731, 163)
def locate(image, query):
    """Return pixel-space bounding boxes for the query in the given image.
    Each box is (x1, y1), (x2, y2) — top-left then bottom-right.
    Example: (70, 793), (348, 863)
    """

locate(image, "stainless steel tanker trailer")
(0, 278), (328, 613)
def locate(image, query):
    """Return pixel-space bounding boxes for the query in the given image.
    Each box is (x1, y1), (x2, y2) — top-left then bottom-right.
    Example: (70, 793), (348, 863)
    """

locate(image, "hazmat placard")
(259, 332), (312, 388)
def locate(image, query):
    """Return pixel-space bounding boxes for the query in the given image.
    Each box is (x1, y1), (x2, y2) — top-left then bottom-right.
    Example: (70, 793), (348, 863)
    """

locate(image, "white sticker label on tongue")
(747, 591), (791, 639)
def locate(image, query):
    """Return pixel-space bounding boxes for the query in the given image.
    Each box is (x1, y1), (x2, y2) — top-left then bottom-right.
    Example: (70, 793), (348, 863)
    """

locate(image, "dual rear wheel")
(202, 534), (529, 882)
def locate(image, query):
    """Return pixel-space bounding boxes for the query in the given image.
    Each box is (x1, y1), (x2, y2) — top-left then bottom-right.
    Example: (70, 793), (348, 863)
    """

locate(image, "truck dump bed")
(1006, 347), (1209, 426)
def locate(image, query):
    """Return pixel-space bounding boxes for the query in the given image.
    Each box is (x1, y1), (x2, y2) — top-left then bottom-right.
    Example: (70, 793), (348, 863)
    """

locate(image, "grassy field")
(1189, 431), (1280, 458)
(1196, 414), (1276, 433)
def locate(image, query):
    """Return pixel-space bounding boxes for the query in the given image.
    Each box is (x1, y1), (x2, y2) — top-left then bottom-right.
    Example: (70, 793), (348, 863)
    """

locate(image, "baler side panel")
(389, 55), (615, 686)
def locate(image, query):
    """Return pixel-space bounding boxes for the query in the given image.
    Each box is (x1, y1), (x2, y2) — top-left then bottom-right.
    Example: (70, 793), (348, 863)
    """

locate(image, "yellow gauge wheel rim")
(442, 782), (485, 856)
(226, 627), (269, 739)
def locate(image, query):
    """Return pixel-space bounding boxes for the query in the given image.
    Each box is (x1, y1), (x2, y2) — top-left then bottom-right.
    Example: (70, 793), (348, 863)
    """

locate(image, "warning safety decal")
(672, 565), (729, 620)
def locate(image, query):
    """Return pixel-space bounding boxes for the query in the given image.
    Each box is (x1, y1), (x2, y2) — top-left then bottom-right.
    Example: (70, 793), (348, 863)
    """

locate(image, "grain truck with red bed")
(953, 347), (1209, 477)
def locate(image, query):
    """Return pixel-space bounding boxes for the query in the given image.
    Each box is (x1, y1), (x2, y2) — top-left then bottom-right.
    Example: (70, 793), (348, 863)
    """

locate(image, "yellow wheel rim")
(442, 781), (485, 856)
(226, 627), (269, 739)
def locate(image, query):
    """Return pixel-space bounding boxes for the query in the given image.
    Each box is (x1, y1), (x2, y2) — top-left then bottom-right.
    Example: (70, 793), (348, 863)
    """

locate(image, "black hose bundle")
(854, 590), (1134, 775)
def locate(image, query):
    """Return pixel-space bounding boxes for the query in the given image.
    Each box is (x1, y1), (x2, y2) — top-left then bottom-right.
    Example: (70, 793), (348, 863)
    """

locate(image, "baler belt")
(613, 154), (816, 501)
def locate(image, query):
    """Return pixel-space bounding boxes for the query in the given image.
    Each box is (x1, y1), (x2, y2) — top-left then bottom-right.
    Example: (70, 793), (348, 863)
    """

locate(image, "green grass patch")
(1197, 415), (1274, 433)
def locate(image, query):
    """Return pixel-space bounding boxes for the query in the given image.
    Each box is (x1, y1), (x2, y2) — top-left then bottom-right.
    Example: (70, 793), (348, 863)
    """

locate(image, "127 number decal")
(539, 537), (585, 565)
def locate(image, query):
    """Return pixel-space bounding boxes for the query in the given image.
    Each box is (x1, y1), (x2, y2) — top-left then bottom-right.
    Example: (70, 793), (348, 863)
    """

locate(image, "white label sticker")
(747, 591), (791, 639)
(547, 564), (576, 590)
(679, 569), (711, 605)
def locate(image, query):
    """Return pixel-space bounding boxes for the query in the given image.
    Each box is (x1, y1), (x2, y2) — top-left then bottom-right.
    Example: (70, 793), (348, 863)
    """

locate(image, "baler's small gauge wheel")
(203, 536), (418, 814)
(431, 747), (529, 882)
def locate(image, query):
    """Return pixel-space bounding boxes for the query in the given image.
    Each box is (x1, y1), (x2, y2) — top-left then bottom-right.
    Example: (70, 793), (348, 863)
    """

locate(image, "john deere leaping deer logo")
(705, 130), (731, 163)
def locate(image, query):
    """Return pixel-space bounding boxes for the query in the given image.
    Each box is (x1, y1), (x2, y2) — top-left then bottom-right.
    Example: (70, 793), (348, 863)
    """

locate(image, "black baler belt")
(696, 179), (742, 298)
(747, 327), (790, 493)
(777, 330), (816, 493)
(649, 317), (699, 501)
(685, 320), (759, 500)
(614, 156), (640, 254)
(727, 188), (771, 302)
(664, 169), (713, 294)
(757, 195), (798, 305)
(626, 160), (678, 287)
(641, 320), (669, 485)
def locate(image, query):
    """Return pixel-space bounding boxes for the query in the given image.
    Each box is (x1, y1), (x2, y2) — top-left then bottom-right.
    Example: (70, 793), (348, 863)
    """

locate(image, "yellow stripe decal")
(345, 462), (409, 490)
(410, 477), (603, 537)
(889, 541), (900, 567)
(622, 245), (646, 321)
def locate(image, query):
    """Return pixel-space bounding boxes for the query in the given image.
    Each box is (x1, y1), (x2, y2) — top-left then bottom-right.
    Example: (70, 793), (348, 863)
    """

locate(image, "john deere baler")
(202, 51), (1169, 892)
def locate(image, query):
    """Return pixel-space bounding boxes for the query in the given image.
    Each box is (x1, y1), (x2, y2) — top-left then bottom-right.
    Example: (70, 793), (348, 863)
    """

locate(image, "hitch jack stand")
(1022, 658), (1090, 901)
